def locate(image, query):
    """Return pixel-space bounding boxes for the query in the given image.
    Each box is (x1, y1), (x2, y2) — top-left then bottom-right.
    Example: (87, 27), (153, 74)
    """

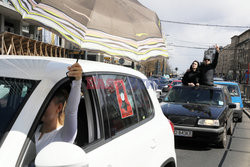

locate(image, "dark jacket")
(199, 51), (219, 86)
(182, 66), (200, 85)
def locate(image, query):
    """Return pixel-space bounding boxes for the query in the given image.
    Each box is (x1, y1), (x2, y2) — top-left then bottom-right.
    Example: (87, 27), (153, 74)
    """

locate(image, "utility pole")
(247, 63), (249, 84)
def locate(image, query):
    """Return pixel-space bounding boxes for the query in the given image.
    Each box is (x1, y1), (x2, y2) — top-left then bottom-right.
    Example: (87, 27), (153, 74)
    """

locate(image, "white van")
(0, 56), (176, 167)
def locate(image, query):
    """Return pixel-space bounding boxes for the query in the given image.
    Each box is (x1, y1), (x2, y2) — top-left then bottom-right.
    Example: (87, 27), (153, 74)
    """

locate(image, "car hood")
(161, 103), (225, 126)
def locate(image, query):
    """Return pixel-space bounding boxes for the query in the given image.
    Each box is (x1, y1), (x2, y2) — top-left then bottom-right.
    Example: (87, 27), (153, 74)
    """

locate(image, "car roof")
(175, 84), (225, 90)
(0, 55), (146, 82)
(213, 77), (224, 81)
(214, 81), (239, 86)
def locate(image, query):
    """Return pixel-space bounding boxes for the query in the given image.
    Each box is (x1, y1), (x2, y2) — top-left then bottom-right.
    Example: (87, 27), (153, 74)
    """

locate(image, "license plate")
(174, 129), (193, 137)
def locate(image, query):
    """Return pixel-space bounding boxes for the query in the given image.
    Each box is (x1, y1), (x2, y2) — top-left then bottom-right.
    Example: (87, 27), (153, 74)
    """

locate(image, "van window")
(0, 77), (37, 142)
(227, 85), (239, 96)
(97, 75), (138, 136)
(129, 77), (154, 121)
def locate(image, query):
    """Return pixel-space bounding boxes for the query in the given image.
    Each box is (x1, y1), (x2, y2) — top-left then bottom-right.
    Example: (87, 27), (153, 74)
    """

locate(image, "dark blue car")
(161, 85), (236, 148)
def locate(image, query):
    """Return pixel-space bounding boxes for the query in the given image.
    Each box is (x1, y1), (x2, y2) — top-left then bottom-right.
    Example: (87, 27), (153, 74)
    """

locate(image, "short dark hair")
(53, 88), (69, 104)
(52, 85), (70, 125)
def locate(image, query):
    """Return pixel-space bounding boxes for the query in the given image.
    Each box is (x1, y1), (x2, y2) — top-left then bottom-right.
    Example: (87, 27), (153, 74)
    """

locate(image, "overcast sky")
(138, 0), (250, 73)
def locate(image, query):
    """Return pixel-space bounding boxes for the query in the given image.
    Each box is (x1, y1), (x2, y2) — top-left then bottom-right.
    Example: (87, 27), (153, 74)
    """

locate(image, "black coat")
(182, 69), (200, 85)
(199, 51), (219, 86)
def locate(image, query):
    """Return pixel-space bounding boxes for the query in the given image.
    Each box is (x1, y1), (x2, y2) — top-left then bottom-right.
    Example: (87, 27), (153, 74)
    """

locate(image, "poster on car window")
(114, 80), (133, 119)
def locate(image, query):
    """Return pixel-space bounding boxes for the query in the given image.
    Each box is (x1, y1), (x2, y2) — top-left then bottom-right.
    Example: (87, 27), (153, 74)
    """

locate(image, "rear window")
(0, 77), (37, 141)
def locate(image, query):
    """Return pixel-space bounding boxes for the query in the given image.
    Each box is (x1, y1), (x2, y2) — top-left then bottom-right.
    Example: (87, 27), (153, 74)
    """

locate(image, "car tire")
(217, 125), (227, 148)
(227, 121), (233, 135)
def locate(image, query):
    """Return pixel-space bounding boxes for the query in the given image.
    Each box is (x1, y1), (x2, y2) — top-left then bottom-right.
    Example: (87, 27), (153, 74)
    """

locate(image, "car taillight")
(168, 119), (174, 133)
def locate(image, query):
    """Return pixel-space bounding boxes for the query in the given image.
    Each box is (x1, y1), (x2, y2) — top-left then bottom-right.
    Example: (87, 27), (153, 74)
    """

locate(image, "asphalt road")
(175, 109), (250, 167)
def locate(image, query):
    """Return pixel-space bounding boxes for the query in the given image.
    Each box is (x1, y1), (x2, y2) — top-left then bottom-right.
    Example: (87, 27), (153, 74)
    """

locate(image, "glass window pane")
(129, 77), (153, 121)
(227, 85), (239, 96)
(98, 75), (138, 136)
(0, 78), (37, 142)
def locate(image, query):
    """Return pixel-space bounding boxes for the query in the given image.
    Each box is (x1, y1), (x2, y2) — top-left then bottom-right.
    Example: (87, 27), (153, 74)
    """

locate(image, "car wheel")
(227, 121), (233, 135)
(217, 125), (227, 148)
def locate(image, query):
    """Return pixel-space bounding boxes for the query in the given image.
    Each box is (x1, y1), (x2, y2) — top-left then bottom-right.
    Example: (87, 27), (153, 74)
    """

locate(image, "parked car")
(0, 56), (176, 167)
(158, 77), (171, 90)
(161, 85), (236, 148)
(214, 81), (244, 122)
(148, 79), (162, 99)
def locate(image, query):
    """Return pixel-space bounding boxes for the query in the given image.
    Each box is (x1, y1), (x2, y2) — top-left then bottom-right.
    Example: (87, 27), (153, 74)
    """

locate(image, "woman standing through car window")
(35, 62), (82, 154)
(182, 60), (200, 86)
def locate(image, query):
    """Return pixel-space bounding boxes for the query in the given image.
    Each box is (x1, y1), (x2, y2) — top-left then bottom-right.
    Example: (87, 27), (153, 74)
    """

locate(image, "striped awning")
(10, 0), (168, 61)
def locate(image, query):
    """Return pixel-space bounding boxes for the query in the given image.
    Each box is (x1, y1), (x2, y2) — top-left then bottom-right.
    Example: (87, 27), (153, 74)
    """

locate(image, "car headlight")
(234, 103), (241, 110)
(198, 119), (220, 126)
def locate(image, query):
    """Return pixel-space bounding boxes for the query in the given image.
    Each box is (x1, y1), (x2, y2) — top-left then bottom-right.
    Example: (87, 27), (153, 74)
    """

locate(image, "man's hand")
(67, 63), (83, 81)
(188, 83), (195, 87)
(215, 44), (220, 52)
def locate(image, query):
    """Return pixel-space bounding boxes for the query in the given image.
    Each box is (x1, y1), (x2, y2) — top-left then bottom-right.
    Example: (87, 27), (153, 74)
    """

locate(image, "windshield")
(226, 85), (239, 96)
(0, 77), (38, 142)
(164, 86), (224, 106)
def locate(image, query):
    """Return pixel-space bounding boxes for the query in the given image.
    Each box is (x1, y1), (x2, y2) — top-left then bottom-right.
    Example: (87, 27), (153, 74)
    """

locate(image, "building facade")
(216, 29), (250, 83)
(0, 0), (108, 62)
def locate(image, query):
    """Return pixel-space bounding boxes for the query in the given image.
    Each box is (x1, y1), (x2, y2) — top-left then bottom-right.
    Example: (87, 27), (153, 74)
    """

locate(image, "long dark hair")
(189, 60), (200, 71)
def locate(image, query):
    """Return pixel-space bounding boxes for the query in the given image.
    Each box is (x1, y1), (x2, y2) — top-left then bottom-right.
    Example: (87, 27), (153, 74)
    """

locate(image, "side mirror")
(35, 142), (88, 167)
(228, 103), (236, 109)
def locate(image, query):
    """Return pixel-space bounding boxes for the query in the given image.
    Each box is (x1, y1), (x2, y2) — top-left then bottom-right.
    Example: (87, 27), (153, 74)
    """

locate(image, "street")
(175, 109), (250, 167)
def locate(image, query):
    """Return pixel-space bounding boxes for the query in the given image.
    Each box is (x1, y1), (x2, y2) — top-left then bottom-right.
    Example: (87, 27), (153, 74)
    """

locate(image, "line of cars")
(1, 55), (245, 166)
(148, 76), (182, 99)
